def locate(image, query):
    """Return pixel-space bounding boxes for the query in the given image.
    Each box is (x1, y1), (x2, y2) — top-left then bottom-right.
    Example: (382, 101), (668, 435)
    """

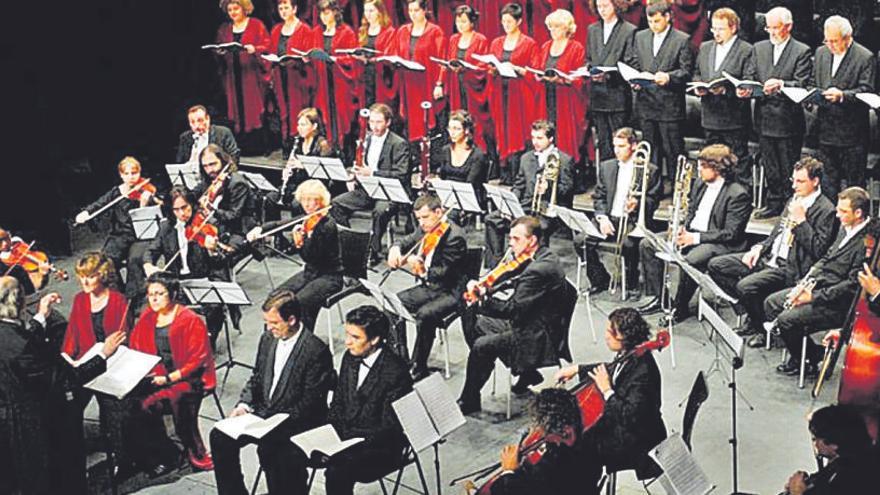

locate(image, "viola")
(0, 237), (69, 281)
(200, 163), (232, 209)
(463, 248), (533, 305)
(411, 221), (449, 276)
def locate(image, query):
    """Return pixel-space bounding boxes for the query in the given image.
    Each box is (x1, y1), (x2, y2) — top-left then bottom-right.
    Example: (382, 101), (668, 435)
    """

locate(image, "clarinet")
(278, 135), (303, 205)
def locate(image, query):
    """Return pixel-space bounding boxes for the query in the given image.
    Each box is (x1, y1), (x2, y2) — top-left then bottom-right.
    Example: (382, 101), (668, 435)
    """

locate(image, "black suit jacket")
(694, 37), (756, 130)
(593, 158), (662, 230)
(587, 20), (638, 112)
(514, 148), (574, 210)
(238, 330), (335, 435)
(810, 224), (870, 308)
(479, 248), (566, 373)
(262, 214), (343, 277)
(328, 349), (412, 448)
(633, 27), (694, 121)
(176, 125), (241, 164)
(193, 172), (258, 237)
(753, 38), (812, 138)
(758, 194), (837, 280)
(364, 131), (410, 183)
(685, 179), (752, 250)
(578, 353), (667, 466)
(144, 219), (225, 278)
(395, 222), (467, 295)
(812, 42), (876, 146)
(490, 442), (584, 495)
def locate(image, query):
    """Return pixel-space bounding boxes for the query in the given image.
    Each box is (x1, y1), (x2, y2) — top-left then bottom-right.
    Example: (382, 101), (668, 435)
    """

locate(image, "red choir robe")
(534, 39), (587, 162)
(487, 34), (540, 162)
(312, 23), (362, 147)
(393, 22), (447, 141)
(571, 0), (599, 39)
(467, 0), (505, 41)
(433, 0), (468, 34)
(673, 0), (707, 52)
(621, 0), (646, 29)
(529, 0), (572, 47)
(270, 20), (316, 141)
(61, 290), (129, 360)
(439, 32), (492, 149)
(360, 25), (398, 106)
(129, 306), (217, 407)
(216, 18), (271, 134)
(384, 0), (406, 26)
(312, 0), (361, 27)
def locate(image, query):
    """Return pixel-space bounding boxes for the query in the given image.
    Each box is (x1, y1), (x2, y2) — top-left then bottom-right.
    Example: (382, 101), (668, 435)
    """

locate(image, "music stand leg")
(218, 306), (255, 394)
(434, 442), (442, 495)
(729, 364), (756, 495)
(660, 261), (677, 368)
(580, 238), (598, 344)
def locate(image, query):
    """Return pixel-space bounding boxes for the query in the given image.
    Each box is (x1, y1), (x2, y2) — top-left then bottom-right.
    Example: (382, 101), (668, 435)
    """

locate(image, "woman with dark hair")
(213, 0), (271, 141)
(122, 272), (217, 475)
(269, 0), (316, 149)
(356, 0), (397, 107)
(431, 110), (488, 216)
(275, 107), (337, 210)
(312, 0), (361, 150)
(487, 3), (538, 183)
(556, 307), (667, 495)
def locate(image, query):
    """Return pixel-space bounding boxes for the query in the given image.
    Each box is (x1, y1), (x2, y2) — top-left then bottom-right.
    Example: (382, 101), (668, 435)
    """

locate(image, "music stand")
(643, 229), (686, 367)
(130, 206), (164, 240)
(165, 163), (201, 189)
(555, 205), (605, 343)
(360, 278), (415, 357)
(239, 171), (279, 194)
(430, 179), (482, 213)
(300, 156), (350, 182)
(180, 278), (254, 390)
(484, 184), (525, 218)
(357, 176), (412, 204)
(648, 433), (715, 495)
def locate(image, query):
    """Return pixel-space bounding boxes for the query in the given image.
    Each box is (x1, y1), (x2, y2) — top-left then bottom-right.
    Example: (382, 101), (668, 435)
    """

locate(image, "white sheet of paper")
(130, 206), (164, 240)
(856, 92), (880, 109)
(290, 424), (364, 458)
(393, 393), (442, 452)
(214, 413), (289, 440)
(472, 53), (517, 78)
(414, 373), (466, 438)
(373, 55), (426, 71)
(82, 345), (161, 399)
(649, 433), (714, 495)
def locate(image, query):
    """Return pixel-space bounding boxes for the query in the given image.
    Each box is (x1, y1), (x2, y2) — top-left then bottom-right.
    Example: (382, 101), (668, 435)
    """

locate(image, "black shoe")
(147, 463), (175, 479)
(511, 370), (543, 395)
(776, 360), (798, 374)
(369, 253), (384, 267)
(589, 279), (610, 295)
(803, 363), (819, 378)
(636, 296), (659, 311)
(754, 206), (782, 220)
(113, 458), (138, 482)
(410, 366), (430, 382)
(671, 308), (692, 324)
(735, 324), (760, 337)
(747, 333), (767, 348)
(640, 298), (663, 315)
(457, 398), (481, 415)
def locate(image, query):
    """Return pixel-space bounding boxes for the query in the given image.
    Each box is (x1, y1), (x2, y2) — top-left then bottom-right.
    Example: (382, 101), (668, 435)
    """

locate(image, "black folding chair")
(321, 226), (372, 354)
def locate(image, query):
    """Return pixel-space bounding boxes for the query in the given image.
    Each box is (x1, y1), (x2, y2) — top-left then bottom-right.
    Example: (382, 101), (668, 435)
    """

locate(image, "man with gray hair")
(811, 15), (875, 200)
(749, 6), (812, 218)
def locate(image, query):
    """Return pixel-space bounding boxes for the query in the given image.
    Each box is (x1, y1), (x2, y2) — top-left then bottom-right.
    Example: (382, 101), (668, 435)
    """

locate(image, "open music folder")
(213, 413), (289, 440)
(392, 373), (466, 452)
(62, 343), (161, 399)
(290, 424), (364, 458)
(649, 433), (714, 495)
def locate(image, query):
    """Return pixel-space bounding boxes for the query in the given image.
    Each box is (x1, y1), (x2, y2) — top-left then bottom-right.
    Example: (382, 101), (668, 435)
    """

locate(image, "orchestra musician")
(587, 0), (638, 163)
(269, 0), (316, 152)
(211, 290), (335, 495)
(765, 187), (871, 378)
(582, 127), (661, 297)
(780, 404), (873, 494)
(0, 227), (52, 295)
(175, 105), (241, 166)
(692, 8), (755, 182)
(248, 180), (343, 332)
(811, 15), (876, 199)
(0, 277), (126, 495)
(74, 156), (157, 302)
(707, 157), (836, 347)
(118, 272), (217, 476)
(194, 143), (259, 250)
(632, 0), (694, 188)
(487, 2), (538, 183)
(321, 305), (413, 495)
(555, 307), (667, 495)
(356, 0), (397, 108)
(386, 194), (467, 379)
(639, 144), (752, 321)
(213, 0), (271, 144)
(485, 389), (584, 495)
(483, 120), (573, 267)
(330, 103), (410, 264)
(312, 0), (361, 150)
(750, 7), (812, 219)
(430, 109), (490, 220)
(458, 216), (567, 414)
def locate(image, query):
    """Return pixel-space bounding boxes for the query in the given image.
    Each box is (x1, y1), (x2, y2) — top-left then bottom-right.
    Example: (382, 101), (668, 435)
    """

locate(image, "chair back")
(463, 247), (483, 280)
(682, 371), (709, 450)
(338, 226), (372, 280)
(552, 278), (578, 363)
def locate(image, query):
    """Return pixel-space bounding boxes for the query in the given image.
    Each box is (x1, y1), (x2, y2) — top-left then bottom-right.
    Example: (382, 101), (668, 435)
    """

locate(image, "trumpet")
(766, 200), (799, 268)
(609, 141), (651, 295)
(531, 149), (560, 216)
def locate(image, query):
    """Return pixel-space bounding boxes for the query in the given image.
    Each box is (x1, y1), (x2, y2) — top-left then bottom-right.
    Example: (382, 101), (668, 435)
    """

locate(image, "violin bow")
(80, 179), (152, 223)
(250, 205), (333, 241)
(162, 209), (219, 271)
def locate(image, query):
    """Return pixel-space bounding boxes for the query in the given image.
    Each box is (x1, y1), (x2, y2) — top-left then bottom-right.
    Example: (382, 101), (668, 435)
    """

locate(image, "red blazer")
(534, 39), (587, 162)
(487, 34), (539, 161)
(216, 18), (271, 134)
(62, 290), (129, 360)
(312, 23), (361, 146)
(130, 306), (216, 392)
(393, 22), (447, 141)
(270, 20), (316, 140)
(467, 0), (504, 41)
(439, 32), (491, 149)
(360, 25), (398, 106)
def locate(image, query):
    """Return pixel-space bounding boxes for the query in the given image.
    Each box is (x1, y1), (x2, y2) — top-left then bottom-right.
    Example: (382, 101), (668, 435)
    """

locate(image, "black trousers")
(764, 289), (846, 364)
(279, 270), (343, 332)
(394, 284), (460, 370)
(103, 236), (150, 301)
(484, 211), (556, 266)
(459, 315), (517, 402)
(642, 119), (685, 181)
(818, 143), (867, 201)
(593, 111), (629, 162)
(210, 425), (308, 495)
(331, 187), (399, 257)
(759, 134), (803, 210)
(707, 253), (791, 329)
(323, 439), (405, 495)
(640, 240), (732, 313)
(705, 128), (750, 184)
(576, 225), (640, 289)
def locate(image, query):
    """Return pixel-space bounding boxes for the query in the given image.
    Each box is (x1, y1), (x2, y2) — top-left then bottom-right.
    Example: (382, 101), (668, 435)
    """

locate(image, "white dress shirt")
(269, 327), (303, 398)
(365, 131), (389, 172)
(714, 35), (738, 71)
(652, 25), (670, 57)
(767, 188), (821, 265)
(602, 18), (618, 45)
(772, 37), (790, 66)
(690, 178), (725, 244)
(839, 217), (871, 250)
(174, 220), (191, 275)
(357, 348), (382, 389)
(189, 132), (209, 163)
(609, 159), (635, 218)
(832, 47), (848, 78)
(535, 145), (557, 169)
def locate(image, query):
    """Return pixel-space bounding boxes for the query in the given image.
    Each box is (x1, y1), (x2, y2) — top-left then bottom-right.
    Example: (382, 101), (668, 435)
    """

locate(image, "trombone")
(531, 149), (560, 216)
(609, 141), (651, 296)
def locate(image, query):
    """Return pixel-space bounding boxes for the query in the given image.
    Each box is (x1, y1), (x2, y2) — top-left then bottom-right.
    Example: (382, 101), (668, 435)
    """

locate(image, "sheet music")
(301, 156), (350, 182)
(699, 298), (744, 358)
(780, 87), (821, 104)
(414, 373), (466, 438)
(856, 92), (880, 109)
(472, 53), (518, 78)
(290, 424), (364, 458)
(484, 184), (525, 218)
(373, 55), (426, 71)
(214, 413), (289, 440)
(239, 171), (278, 192)
(180, 279), (252, 306)
(165, 163), (201, 189)
(554, 206), (606, 239)
(649, 433), (714, 495)
(393, 392), (442, 452)
(73, 344), (161, 399)
(721, 71), (765, 96)
(357, 176), (412, 204)
(130, 206), (164, 240)
(359, 278), (416, 322)
(430, 179), (482, 213)
(617, 62), (655, 84)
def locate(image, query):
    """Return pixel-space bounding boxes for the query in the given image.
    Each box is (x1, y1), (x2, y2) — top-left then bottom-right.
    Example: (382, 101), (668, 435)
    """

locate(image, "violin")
(76, 179), (159, 225)
(0, 237), (69, 281)
(293, 208), (331, 249)
(463, 248), (533, 305)
(186, 211), (233, 253)
(378, 218), (449, 284)
(127, 180), (161, 204)
(200, 162), (233, 209)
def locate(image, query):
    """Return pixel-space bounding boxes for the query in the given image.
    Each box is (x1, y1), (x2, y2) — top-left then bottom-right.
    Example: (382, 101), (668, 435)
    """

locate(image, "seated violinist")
(485, 388), (584, 495)
(0, 227), (53, 295)
(247, 180), (343, 332)
(386, 194), (467, 379)
(555, 308), (667, 495)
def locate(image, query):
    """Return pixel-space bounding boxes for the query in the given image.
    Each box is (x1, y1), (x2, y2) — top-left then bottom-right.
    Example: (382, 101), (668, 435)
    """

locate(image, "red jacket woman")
(357, 0), (398, 107)
(62, 290), (129, 360)
(269, 1), (316, 143)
